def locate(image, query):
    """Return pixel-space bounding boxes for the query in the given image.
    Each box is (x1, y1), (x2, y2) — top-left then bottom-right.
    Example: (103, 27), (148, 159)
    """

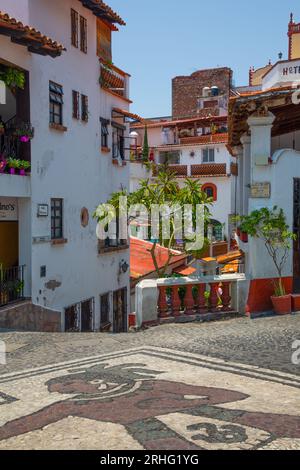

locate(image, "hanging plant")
(0, 67), (25, 92)
(15, 122), (34, 142)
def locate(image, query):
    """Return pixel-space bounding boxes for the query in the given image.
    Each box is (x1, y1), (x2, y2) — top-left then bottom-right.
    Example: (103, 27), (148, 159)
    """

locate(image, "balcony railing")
(0, 265), (25, 308)
(180, 132), (228, 145)
(157, 277), (237, 319)
(0, 117), (32, 175)
(191, 163), (227, 177)
(100, 61), (128, 99)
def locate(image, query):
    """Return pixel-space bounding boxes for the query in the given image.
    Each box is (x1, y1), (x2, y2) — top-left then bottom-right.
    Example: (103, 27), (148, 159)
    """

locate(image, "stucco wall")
(0, 0), (130, 329)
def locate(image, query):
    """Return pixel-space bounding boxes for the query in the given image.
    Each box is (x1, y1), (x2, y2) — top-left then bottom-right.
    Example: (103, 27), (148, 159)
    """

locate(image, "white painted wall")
(0, 0), (130, 330)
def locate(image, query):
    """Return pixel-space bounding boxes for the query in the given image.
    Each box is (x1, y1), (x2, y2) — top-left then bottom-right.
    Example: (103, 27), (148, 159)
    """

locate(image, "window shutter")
(71, 9), (79, 48)
(72, 91), (79, 120)
(80, 16), (87, 53)
(81, 94), (88, 122)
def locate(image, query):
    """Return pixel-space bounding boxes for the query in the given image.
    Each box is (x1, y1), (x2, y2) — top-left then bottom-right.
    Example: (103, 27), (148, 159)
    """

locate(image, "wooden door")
(113, 288), (127, 333)
(81, 299), (94, 332)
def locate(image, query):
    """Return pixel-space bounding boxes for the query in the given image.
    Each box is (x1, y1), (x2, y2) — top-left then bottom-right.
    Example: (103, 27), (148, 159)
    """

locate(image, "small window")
(203, 148), (215, 163)
(159, 151), (180, 165)
(101, 118), (109, 148)
(204, 186), (214, 199)
(81, 94), (89, 122)
(49, 81), (63, 125)
(112, 125), (125, 160)
(71, 9), (79, 48)
(72, 90), (80, 120)
(51, 198), (63, 240)
(80, 16), (87, 53)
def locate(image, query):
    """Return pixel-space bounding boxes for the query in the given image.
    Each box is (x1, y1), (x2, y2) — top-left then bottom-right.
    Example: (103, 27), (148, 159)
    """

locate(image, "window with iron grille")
(100, 118), (109, 147)
(49, 82), (63, 125)
(80, 16), (87, 53)
(72, 90), (80, 120)
(81, 94), (88, 122)
(71, 9), (79, 48)
(112, 125), (125, 160)
(202, 148), (215, 163)
(51, 199), (63, 240)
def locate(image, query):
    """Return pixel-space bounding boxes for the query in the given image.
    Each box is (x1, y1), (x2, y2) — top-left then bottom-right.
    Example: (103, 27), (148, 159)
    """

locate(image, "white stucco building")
(130, 115), (237, 242)
(0, 0), (134, 332)
(228, 58), (300, 315)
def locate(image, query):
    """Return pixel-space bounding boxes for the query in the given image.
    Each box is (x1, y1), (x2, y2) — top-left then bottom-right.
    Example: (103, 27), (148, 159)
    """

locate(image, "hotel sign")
(0, 198), (18, 220)
(251, 182), (271, 199)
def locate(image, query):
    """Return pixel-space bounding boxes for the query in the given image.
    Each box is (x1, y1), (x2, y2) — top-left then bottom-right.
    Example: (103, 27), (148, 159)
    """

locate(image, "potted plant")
(0, 67), (25, 94)
(15, 122), (34, 143)
(236, 207), (296, 315)
(7, 157), (20, 175)
(0, 157), (6, 173)
(18, 160), (31, 176)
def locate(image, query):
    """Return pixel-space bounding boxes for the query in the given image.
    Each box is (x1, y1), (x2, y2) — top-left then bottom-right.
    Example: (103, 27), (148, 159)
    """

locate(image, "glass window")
(51, 199), (63, 240)
(202, 148), (215, 163)
(49, 82), (63, 125)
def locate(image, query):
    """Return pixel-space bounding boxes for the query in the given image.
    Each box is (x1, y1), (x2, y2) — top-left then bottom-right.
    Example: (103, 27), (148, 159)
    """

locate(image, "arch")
(202, 183), (217, 201)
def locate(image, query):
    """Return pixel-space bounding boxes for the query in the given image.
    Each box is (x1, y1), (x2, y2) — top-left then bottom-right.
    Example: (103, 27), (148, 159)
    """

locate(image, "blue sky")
(108, 0), (299, 117)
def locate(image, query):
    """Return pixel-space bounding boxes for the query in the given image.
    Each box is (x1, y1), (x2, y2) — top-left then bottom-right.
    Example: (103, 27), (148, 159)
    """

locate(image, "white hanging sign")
(0, 198), (18, 220)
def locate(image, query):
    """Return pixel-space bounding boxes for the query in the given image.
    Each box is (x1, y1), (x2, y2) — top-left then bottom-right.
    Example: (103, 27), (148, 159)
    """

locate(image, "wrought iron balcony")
(0, 265), (25, 308)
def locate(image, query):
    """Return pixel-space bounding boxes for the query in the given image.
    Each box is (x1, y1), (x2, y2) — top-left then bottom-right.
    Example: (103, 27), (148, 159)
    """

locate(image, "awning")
(174, 266), (196, 276)
(0, 11), (65, 58)
(112, 108), (144, 123)
(78, 1), (125, 26)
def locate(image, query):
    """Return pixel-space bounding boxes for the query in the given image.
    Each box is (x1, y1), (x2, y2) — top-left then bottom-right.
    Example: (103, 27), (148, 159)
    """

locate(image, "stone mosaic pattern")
(0, 346), (299, 450)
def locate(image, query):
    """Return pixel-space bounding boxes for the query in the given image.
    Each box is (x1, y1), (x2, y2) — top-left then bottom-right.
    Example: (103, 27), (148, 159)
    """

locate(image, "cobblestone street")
(0, 314), (300, 450)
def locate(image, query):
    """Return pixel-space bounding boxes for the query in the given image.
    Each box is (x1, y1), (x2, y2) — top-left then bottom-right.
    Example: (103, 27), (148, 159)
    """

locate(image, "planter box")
(291, 294), (300, 312)
(271, 295), (292, 315)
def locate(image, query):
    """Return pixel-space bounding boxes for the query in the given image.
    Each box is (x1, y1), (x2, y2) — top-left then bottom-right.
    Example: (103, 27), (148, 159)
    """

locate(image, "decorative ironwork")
(0, 117), (33, 163)
(0, 265), (25, 308)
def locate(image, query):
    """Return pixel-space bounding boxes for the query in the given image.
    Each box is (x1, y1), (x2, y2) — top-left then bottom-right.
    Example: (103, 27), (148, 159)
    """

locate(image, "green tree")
(236, 207), (296, 295)
(142, 126), (149, 162)
(94, 168), (213, 277)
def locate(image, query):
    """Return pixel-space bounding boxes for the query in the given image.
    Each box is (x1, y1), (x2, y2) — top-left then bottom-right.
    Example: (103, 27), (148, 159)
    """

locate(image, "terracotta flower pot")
(291, 294), (300, 312)
(240, 232), (248, 243)
(271, 295), (292, 315)
(236, 227), (241, 237)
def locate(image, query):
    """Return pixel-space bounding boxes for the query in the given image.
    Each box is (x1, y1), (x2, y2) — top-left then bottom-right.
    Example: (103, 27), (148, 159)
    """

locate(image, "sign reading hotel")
(251, 183), (271, 199)
(0, 198), (18, 220)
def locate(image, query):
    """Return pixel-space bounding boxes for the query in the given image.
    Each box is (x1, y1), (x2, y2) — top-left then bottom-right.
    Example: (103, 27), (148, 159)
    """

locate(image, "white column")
(247, 112), (275, 167)
(18, 198), (32, 298)
(240, 134), (251, 215)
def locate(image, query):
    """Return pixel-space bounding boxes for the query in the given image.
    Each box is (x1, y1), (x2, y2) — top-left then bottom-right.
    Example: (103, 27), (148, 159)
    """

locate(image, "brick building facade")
(172, 67), (233, 120)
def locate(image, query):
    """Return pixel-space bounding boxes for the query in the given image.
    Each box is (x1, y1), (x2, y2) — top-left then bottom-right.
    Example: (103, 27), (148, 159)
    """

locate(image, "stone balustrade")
(135, 274), (247, 328)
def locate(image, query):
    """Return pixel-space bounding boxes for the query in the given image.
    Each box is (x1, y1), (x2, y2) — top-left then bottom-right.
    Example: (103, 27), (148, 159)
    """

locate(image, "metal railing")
(0, 265), (25, 308)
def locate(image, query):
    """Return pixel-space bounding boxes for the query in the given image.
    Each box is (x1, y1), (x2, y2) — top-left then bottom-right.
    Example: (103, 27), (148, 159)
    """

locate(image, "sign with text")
(0, 198), (18, 220)
(251, 182), (271, 199)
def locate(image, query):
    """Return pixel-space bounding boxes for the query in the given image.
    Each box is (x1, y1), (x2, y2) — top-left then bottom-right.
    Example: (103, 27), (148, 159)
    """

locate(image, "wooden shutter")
(71, 9), (78, 48)
(80, 16), (87, 53)
(81, 94), (88, 122)
(72, 90), (79, 119)
(96, 19), (112, 61)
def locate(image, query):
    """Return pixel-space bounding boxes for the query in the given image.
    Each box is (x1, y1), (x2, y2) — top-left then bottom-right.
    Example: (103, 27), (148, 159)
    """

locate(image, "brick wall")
(172, 67), (233, 120)
(0, 301), (61, 332)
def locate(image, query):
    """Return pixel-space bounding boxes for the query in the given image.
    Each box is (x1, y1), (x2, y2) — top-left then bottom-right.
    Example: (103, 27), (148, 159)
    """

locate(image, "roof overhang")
(228, 86), (300, 151)
(112, 108), (144, 123)
(0, 11), (65, 57)
(131, 115), (227, 130)
(78, 0), (125, 26)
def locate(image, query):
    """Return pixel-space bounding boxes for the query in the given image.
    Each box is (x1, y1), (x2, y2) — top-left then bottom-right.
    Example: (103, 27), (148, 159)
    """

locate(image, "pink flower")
(20, 136), (30, 143)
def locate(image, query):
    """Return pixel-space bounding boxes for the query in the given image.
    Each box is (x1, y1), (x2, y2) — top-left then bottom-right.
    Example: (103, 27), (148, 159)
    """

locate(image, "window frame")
(81, 94), (89, 122)
(72, 90), (80, 120)
(80, 15), (88, 53)
(51, 198), (64, 240)
(101, 118), (110, 148)
(202, 148), (215, 163)
(71, 9), (79, 48)
(49, 81), (64, 125)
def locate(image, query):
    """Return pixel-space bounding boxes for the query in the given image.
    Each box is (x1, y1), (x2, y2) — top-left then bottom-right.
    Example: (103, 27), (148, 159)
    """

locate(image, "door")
(113, 288), (127, 333)
(293, 179), (300, 293)
(81, 299), (94, 332)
